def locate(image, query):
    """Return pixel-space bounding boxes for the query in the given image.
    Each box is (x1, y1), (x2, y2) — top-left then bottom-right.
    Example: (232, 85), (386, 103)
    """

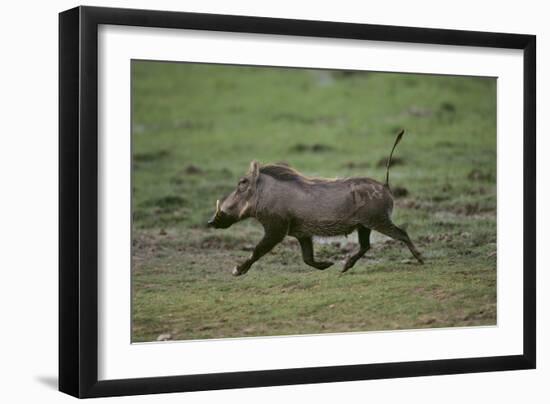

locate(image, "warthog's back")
(262, 176), (394, 238)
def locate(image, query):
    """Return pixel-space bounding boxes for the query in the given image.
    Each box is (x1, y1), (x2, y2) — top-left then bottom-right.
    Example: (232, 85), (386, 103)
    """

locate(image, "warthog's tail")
(384, 129), (405, 188)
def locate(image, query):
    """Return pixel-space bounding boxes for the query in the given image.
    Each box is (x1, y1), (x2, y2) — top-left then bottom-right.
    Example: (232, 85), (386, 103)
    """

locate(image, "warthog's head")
(207, 160), (260, 229)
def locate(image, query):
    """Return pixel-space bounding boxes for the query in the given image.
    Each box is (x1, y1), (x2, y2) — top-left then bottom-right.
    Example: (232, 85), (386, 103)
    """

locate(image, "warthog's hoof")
(315, 261), (334, 270)
(341, 259), (356, 273)
(232, 266), (249, 276)
(413, 253), (425, 265)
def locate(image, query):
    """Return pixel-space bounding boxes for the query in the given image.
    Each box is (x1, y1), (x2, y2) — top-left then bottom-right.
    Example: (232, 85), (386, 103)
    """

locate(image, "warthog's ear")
(248, 160), (260, 183)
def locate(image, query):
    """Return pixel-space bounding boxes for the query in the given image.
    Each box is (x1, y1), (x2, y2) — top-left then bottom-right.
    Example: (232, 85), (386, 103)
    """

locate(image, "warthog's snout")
(207, 199), (235, 229)
(207, 213), (234, 229)
(207, 199), (221, 227)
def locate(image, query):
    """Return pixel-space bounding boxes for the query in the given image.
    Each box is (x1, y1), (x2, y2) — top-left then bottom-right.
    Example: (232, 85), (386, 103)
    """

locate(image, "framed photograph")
(59, 6), (536, 398)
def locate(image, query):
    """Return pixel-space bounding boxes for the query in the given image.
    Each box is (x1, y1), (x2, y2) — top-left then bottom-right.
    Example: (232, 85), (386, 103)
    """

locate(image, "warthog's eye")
(237, 178), (249, 192)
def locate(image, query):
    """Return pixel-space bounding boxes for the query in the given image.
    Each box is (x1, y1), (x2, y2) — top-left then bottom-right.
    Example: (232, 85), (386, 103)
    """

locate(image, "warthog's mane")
(259, 164), (305, 182)
(259, 163), (386, 189)
(259, 164), (341, 184)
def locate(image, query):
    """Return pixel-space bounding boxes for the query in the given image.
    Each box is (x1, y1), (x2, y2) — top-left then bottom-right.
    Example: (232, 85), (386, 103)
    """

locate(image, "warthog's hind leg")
(297, 236), (334, 270)
(342, 226), (371, 273)
(372, 220), (424, 264)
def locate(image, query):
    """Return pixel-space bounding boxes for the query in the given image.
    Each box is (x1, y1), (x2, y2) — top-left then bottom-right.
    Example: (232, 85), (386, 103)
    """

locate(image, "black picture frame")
(59, 5), (536, 398)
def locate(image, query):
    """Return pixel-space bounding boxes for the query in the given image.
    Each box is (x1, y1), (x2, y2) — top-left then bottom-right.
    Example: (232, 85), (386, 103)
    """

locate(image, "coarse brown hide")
(207, 130), (423, 276)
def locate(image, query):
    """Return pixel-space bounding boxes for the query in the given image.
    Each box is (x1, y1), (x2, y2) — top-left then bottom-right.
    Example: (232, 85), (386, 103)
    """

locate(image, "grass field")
(131, 61), (497, 342)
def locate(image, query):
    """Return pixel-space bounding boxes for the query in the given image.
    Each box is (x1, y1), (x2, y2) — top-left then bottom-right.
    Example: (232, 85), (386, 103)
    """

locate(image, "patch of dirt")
(342, 161), (371, 169)
(432, 288), (451, 301)
(274, 113), (343, 127)
(184, 164), (204, 175)
(419, 233), (452, 243)
(141, 195), (186, 209)
(419, 231), (472, 244)
(337, 242), (357, 254)
(400, 259), (417, 264)
(333, 70), (370, 79)
(133, 150), (170, 163)
(431, 194), (450, 202)
(219, 168), (233, 177)
(452, 202), (494, 216)
(290, 143), (335, 153)
(418, 315), (437, 325)
(169, 176), (184, 185)
(132, 232), (168, 258)
(414, 287), (452, 302)
(376, 156), (405, 168)
(436, 141), (455, 148)
(197, 234), (248, 250)
(398, 198), (495, 218)
(133, 120), (212, 135)
(397, 199), (434, 211)
(466, 186), (488, 196)
(172, 119), (213, 131)
(406, 106), (433, 118)
(440, 102), (456, 113)
(467, 169), (494, 182)
(375, 239), (399, 251)
(460, 308), (491, 322)
(391, 186), (409, 198)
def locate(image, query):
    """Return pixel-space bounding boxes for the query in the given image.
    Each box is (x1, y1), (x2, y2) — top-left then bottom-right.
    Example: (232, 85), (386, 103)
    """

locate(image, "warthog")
(208, 129), (423, 276)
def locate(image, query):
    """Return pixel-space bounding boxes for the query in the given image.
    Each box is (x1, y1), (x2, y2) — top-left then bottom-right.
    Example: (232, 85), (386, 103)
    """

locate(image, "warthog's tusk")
(216, 199), (220, 215)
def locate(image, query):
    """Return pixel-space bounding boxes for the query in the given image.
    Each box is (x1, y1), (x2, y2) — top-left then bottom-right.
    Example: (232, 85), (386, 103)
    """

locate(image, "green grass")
(131, 61), (496, 342)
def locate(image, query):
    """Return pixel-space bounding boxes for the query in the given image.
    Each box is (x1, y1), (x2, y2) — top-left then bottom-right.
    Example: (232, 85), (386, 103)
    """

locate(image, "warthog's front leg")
(297, 237), (334, 270)
(342, 226), (371, 273)
(232, 224), (287, 276)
